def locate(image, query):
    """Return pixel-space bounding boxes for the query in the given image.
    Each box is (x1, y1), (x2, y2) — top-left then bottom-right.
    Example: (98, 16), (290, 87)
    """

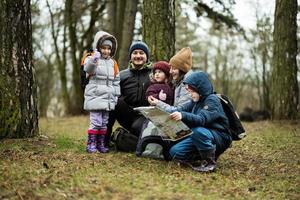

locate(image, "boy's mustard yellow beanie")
(169, 47), (192, 73)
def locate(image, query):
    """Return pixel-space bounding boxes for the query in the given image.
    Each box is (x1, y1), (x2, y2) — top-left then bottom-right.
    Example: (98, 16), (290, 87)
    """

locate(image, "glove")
(92, 49), (101, 63)
(158, 90), (167, 101)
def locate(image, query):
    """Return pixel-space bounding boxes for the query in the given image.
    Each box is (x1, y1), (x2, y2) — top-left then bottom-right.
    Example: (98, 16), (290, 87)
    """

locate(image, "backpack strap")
(80, 50), (94, 79)
(215, 93), (229, 104)
(80, 50), (93, 66)
(112, 59), (119, 79)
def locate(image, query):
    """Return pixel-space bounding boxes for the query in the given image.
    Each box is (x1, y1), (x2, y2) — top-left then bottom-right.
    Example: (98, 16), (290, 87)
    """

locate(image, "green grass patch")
(0, 117), (299, 199)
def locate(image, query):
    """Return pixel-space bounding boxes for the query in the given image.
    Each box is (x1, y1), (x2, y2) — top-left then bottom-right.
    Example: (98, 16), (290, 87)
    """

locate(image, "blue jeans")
(169, 127), (232, 161)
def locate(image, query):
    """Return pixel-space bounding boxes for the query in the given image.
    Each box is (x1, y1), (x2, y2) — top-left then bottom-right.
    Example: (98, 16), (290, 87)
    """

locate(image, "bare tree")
(45, 0), (105, 115)
(46, 0), (70, 114)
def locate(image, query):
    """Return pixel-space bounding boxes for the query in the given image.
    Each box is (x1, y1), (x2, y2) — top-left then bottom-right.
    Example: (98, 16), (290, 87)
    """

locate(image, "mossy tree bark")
(142, 0), (175, 61)
(0, 0), (39, 138)
(271, 0), (299, 119)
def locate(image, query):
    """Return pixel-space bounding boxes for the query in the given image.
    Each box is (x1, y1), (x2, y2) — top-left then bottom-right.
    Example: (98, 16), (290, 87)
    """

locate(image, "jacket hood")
(92, 31), (117, 57)
(183, 71), (213, 98)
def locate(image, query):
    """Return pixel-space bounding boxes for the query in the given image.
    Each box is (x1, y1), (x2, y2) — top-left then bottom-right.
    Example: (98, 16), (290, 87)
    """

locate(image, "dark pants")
(105, 97), (146, 145)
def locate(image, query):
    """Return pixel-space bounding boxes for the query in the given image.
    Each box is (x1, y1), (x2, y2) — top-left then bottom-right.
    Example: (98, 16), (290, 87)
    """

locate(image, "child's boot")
(97, 129), (109, 153)
(86, 130), (97, 153)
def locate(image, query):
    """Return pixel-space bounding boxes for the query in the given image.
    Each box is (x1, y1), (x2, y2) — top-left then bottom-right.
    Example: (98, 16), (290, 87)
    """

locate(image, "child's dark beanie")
(129, 41), (150, 62)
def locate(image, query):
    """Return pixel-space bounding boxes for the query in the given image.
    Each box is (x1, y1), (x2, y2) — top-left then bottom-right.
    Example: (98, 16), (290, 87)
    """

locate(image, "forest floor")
(0, 116), (299, 200)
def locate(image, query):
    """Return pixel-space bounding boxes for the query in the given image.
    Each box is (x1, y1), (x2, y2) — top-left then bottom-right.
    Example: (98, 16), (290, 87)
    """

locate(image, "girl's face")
(186, 85), (200, 102)
(100, 45), (111, 59)
(153, 69), (167, 83)
(170, 66), (180, 81)
(131, 49), (147, 67)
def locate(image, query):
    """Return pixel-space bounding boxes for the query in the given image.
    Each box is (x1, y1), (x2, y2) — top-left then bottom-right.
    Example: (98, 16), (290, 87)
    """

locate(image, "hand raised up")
(92, 49), (101, 63)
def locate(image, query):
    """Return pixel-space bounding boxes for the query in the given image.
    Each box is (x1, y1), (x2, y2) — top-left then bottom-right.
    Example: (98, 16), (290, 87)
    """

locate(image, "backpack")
(135, 119), (172, 160)
(111, 127), (138, 152)
(80, 49), (119, 91)
(216, 94), (246, 140)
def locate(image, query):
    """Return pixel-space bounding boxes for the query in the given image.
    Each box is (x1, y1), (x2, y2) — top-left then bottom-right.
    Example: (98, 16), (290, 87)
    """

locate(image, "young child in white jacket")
(84, 31), (120, 153)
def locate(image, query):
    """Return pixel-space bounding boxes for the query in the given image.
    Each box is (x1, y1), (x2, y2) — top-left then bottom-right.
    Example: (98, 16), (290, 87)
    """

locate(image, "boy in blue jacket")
(168, 71), (232, 172)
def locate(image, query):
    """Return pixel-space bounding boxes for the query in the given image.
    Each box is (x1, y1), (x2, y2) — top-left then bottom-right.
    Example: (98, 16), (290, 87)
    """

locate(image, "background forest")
(30, 0), (299, 118)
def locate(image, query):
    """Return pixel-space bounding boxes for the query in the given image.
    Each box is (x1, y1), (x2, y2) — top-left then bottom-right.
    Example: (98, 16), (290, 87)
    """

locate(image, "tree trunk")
(0, 0), (38, 138)
(262, 48), (271, 111)
(271, 0), (299, 119)
(203, 51), (209, 72)
(114, 0), (126, 61)
(118, 0), (138, 69)
(221, 56), (229, 95)
(143, 0), (175, 61)
(66, 0), (83, 115)
(106, 0), (117, 36)
(47, 0), (71, 115)
(36, 56), (54, 117)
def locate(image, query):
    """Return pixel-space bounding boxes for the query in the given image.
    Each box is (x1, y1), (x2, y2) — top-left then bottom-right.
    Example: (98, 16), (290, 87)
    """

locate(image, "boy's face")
(170, 66), (180, 81)
(131, 49), (147, 67)
(100, 45), (111, 59)
(186, 85), (200, 102)
(153, 69), (167, 83)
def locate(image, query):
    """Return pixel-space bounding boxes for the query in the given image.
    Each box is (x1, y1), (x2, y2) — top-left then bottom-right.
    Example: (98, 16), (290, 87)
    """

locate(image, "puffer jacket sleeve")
(181, 95), (222, 128)
(84, 57), (97, 75)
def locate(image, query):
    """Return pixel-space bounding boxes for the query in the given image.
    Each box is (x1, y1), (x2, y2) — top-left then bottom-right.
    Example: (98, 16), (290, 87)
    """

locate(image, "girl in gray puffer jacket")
(84, 31), (120, 153)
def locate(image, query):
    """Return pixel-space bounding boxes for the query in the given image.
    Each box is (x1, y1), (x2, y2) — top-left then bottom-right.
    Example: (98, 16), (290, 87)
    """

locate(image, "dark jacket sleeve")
(181, 95), (223, 128)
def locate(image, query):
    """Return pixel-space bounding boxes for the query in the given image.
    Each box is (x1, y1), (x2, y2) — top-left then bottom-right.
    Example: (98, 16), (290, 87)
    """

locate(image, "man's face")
(131, 49), (147, 67)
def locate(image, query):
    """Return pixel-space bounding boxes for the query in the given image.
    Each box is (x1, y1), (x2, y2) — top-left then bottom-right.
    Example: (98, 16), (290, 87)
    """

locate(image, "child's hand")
(158, 90), (167, 101)
(92, 49), (101, 63)
(170, 111), (182, 121)
(148, 96), (159, 105)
